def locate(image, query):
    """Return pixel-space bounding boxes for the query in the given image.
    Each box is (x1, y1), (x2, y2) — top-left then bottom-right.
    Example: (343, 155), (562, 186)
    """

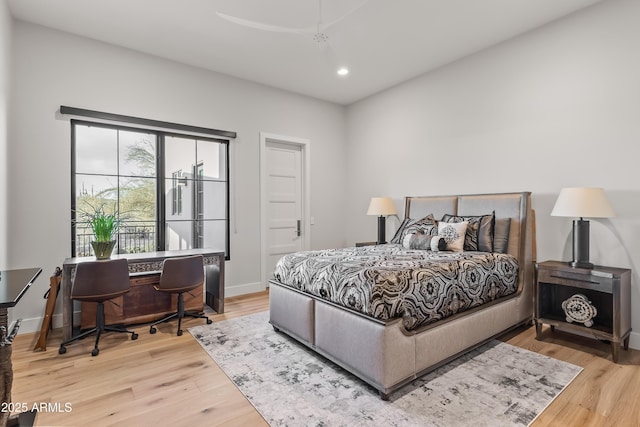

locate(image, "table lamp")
(367, 197), (397, 244)
(551, 187), (615, 269)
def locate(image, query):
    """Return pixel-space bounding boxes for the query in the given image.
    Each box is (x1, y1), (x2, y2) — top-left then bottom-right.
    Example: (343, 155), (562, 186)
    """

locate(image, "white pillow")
(430, 236), (443, 251)
(438, 221), (468, 252)
(402, 232), (437, 250)
(402, 233), (413, 248)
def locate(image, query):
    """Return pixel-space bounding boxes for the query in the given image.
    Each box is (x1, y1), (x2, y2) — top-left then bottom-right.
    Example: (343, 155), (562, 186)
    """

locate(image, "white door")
(261, 134), (310, 284)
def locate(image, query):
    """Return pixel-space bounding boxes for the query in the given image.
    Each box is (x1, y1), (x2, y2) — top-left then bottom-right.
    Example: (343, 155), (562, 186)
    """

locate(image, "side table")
(355, 241), (377, 247)
(535, 260), (631, 363)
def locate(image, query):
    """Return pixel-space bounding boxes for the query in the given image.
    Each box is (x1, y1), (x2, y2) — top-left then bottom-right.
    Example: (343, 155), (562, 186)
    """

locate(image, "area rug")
(190, 312), (582, 427)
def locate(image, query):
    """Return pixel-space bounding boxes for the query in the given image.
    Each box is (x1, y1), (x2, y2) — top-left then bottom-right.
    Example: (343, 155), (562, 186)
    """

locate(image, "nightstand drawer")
(537, 269), (613, 293)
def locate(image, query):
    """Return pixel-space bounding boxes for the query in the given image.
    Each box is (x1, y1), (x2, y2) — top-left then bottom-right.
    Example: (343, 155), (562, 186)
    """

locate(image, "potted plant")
(79, 203), (121, 259)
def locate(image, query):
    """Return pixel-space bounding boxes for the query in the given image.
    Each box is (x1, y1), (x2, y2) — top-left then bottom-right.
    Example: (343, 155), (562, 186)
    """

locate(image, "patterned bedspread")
(273, 244), (519, 331)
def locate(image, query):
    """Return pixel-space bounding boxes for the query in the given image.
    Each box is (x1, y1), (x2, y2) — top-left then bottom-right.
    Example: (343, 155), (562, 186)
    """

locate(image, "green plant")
(78, 203), (121, 242)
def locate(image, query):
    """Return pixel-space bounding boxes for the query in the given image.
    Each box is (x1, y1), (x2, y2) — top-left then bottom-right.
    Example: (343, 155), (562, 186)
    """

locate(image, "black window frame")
(70, 119), (231, 260)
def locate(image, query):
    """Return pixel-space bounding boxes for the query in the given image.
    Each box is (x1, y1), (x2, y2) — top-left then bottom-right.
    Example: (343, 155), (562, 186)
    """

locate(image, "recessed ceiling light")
(337, 67), (349, 76)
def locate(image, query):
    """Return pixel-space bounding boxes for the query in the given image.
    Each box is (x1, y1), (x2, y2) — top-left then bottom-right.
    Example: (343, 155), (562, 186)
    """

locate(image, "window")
(72, 120), (230, 258)
(163, 135), (228, 253)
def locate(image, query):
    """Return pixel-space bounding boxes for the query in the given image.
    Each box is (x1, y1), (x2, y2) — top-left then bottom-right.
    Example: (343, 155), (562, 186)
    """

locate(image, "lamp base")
(377, 216), (386, 245)
(570, 219), (592, 269)
(568, 260), (594, 269)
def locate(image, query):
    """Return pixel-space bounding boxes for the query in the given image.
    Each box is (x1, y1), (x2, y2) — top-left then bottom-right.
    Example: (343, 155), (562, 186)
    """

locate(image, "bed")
(269, 192), (535, 399)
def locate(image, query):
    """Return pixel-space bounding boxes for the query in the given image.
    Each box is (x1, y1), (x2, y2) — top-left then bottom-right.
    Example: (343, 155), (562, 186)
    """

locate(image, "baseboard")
(10, 317), (41, 335)
(627, 330), (640, 351)
(225, 282), (266, 298)
(12, 310), (82, 336)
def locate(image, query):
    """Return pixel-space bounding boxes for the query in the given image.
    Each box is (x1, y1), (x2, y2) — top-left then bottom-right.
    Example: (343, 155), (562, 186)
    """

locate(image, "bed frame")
(269, 192), (535, 399)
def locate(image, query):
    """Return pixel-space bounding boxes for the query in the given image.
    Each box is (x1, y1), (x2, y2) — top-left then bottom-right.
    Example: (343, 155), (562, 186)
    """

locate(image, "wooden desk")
(62, 249), (224, 342)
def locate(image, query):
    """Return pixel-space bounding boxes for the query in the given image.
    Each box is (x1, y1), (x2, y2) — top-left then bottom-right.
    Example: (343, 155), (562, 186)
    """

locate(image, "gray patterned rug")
(190, 312), (582, 427)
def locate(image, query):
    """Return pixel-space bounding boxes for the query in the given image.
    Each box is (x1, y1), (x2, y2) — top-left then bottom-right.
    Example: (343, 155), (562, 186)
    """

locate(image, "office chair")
(149, 255), (212, 336)
(59, 258), (138, 356)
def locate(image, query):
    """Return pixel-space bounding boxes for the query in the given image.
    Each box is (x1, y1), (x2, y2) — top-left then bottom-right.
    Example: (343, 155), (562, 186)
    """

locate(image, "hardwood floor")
(502, 326), (640, 427)
(11, 291), (270, 427)
(10, 290), (640, 426)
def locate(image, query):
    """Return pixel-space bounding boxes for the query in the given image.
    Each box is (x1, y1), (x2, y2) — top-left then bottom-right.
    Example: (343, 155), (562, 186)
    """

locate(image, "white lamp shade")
(367, 197), (397, 216)
(551, 187), (615, 218)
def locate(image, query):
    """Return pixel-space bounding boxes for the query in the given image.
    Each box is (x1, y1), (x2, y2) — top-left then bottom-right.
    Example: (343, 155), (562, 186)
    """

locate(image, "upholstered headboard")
(404, 192), (534, 292)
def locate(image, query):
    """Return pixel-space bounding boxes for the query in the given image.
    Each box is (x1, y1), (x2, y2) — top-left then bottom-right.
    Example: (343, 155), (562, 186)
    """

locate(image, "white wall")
(0, 1), (12, 267)
(346, 0), (640, 346)
(8, 21), (348, 332)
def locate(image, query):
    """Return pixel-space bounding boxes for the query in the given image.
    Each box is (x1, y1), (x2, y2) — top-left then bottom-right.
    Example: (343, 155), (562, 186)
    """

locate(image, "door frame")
(260, 132), (311, 286)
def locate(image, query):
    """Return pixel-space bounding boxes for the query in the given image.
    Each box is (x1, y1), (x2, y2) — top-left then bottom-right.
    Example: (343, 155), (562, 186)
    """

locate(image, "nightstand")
(355, 241), (378, 247)
(535, 260), (631, 363)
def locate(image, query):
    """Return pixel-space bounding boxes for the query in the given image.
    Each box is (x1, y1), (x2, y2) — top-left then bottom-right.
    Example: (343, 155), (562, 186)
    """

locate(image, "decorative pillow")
(390, 218), (411, 244)
(390, 214), (437, 244)
(441, 212), (495, 252)
(493, 218), (511, 254)
(430, 236), (447, 251)
(402, 232), (427, 249)
(402, 231), (446, 251)
(437, 221), (468, 252)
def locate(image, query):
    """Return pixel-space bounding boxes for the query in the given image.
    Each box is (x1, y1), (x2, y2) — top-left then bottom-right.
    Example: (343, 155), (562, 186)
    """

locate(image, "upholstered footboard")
(269, 278), (532, 398)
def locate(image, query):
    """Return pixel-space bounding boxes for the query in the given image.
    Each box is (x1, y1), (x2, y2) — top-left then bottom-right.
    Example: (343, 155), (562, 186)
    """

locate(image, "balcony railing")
(76, 225), (156, 257)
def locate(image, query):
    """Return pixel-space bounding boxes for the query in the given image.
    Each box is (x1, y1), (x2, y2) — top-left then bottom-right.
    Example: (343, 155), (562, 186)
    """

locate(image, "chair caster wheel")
(91, 348), (99, 357)
(131, 333), (139, 340)
(58, 346), (67, 355)
(177, 329), (183, 336)
(206, 318), (212, 325)
(150, 327), (157, 334)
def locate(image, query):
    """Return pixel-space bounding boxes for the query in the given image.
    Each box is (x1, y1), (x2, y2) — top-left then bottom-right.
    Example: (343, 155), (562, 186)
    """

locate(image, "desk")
(62, 249), (224, 342)
(0, 267), (42, 427)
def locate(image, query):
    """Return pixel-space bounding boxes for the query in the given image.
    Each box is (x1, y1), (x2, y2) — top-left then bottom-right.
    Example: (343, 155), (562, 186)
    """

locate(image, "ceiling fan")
(216, 0), (369, 47)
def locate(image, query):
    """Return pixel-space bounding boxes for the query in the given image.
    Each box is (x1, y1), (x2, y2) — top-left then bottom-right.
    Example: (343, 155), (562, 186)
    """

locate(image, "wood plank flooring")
(9, 290), (640, 426)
